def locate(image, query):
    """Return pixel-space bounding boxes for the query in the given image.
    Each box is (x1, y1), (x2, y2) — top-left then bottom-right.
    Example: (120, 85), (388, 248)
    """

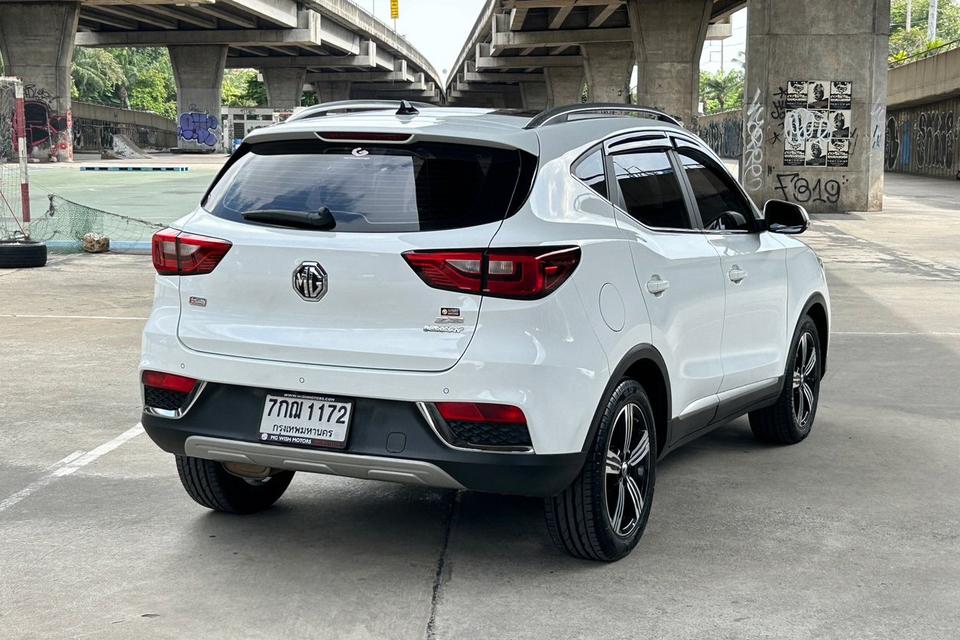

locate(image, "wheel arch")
(801, 293), (829, 374)
(583, 344), (671, 459)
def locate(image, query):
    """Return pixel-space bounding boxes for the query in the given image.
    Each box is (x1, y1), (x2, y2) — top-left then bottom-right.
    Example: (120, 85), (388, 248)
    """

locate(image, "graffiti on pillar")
(773, 173), (844, 205)
(780, 80), (853, 168)
(178, 106), (220, 147)
(742, 89), (765, 193)
(22, 84), (72, 160)
(885, 98), (958, 178)
(697, 112), (742, 159)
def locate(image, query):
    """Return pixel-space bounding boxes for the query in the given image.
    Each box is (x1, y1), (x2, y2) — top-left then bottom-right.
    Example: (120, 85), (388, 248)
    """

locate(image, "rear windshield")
(203, 139), (533, 233)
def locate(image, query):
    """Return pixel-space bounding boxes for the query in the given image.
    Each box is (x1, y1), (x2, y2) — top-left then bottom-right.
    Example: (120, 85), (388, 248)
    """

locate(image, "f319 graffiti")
(774, 173), (842, 205)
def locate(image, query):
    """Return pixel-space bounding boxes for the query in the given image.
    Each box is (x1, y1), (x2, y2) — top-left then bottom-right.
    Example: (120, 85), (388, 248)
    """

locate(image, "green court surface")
(26, 162), (224, 226)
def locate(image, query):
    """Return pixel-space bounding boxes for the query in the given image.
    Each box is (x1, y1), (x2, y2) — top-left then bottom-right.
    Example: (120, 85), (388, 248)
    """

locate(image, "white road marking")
(0, 314), (148, 321)
(833, 331), (960, 337)
(45, 450), (85, 471)
(0, 425), (144, 514)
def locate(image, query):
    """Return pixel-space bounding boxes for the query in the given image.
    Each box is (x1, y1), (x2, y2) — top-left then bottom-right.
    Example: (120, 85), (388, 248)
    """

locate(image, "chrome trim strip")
(184, 436), (464, 490)
(143, 380), (207, 420)
(415, 402), (535, 455)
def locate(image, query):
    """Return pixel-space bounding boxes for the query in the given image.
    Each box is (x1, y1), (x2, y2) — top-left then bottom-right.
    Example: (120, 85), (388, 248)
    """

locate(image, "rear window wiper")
(242, 207), (336, 230)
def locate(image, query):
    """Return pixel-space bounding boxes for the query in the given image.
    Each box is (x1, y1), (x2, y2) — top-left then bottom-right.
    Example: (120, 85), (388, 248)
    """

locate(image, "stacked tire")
(0, 241), (47, 268)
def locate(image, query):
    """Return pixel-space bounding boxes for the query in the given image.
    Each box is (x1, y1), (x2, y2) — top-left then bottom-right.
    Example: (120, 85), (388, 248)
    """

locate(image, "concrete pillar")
(742, 0), (889, 212)
(626, 0), (712, 126)
(313, 81), (352, 103)
(520, 82), (549, 111)
(169, 45), (227, 153)
(544, 67), (585, 108)
(262, 68), (307, 110)
(0, 1), (80, 162)
(583, 43), (634, 104)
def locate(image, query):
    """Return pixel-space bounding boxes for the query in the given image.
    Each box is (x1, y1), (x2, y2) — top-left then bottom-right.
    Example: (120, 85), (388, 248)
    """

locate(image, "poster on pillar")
(782, 80), (852, 168)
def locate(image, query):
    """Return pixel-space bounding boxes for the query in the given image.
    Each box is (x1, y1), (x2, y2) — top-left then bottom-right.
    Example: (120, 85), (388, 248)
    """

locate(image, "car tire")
(175, 455), (294, 514)
(0, 241), (47, 269)
(544, 379), (657, 562)
(749, 315), (822, 445)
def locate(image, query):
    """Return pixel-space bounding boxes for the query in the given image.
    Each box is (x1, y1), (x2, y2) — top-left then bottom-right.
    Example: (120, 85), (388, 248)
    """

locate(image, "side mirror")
(762, 200), (809, 234)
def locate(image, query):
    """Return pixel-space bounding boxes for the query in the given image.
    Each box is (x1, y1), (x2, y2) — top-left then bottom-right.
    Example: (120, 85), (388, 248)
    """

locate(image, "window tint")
(678, 150), (753, 231)
(611, 150), (691, 229)
(203, 139), (531, 233)
(573, 149), (607, 198)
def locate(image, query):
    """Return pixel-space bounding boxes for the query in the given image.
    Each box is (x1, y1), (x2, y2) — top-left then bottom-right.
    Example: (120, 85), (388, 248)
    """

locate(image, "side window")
(678, 150), (754, 231)
(611, 150), (691, 230)
(573, 149), (607, 198)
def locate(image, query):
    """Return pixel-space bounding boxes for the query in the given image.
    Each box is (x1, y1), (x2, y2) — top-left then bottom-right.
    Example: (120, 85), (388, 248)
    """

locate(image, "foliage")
(71, 48), (126, 104)
(699, 69), (744, 115)
(889, 0), (960, 60)
(222, 69), (267, 108)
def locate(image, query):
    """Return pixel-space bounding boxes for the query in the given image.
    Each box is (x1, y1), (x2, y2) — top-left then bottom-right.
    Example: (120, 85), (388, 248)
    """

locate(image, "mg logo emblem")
(293, 261), (327, 301)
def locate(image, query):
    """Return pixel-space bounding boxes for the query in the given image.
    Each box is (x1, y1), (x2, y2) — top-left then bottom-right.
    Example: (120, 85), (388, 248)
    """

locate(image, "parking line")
(833, 331), (960, 337)
(0, 425), (144, 514)
(0, 314), (148, 321)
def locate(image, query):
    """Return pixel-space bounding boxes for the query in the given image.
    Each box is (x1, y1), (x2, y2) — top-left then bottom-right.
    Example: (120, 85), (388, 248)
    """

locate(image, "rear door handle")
(646, 275), (670, 296)
(728, 265), (748, 283)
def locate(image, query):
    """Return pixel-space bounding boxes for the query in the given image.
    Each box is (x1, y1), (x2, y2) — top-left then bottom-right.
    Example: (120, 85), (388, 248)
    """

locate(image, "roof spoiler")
(286, 100), (433, 123)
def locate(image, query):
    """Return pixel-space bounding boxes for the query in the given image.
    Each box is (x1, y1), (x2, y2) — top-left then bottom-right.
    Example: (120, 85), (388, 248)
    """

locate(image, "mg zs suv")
(141, 102), (829, 562)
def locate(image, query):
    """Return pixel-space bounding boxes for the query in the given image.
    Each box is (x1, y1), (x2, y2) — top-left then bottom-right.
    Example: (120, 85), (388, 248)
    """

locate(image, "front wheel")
(545, 379), (657, 562)
(749, 315), (822, 444)
(175, 455), (294, 514)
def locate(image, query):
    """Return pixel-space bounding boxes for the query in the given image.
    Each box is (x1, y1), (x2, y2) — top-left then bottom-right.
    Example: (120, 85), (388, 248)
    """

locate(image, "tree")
(71, 48), (125, 105)
(889, 0), (960, 60)
(699, 69), (744, 115)
(222, 69), (267, 108)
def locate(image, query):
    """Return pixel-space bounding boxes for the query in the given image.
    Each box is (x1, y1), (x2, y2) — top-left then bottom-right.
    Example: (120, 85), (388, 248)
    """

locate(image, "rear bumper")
(143, 382), (585, 497)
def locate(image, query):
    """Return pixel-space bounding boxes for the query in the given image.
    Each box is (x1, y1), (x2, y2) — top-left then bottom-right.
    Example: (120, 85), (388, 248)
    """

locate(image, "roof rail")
(523, 103), (682, 129)
(286, 100), (434, 123)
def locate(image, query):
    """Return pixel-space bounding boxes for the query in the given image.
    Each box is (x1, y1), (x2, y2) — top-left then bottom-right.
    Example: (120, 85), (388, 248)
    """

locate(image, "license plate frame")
(257, 392), (353, 450)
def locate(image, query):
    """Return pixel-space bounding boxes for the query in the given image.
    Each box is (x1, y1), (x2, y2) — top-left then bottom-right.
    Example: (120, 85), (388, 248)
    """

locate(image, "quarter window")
(611, 150), (691, 230)
(573, 149), (607, 198)
(678, 150), (754, 231)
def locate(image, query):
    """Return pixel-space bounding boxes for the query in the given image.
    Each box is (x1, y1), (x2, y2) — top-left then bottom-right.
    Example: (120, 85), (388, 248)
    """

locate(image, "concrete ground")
(1, 172), (958, 639)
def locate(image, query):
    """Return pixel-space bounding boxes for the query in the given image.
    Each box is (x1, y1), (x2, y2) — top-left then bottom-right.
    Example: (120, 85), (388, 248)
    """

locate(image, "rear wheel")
(175, 455), (294, 514)
(749, 315), (822, 444)
(0, 241), (47, 269)
(545, 379), (657, 562)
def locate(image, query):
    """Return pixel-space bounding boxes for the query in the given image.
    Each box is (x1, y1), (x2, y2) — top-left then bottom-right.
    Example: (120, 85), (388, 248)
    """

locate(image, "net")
(30, 194), (162, 253)
(0, 76), (29, 241)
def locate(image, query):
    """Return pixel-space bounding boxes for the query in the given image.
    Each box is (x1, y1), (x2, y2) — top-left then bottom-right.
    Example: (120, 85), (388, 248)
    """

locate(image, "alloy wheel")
(604, 402), (651, 537)
(792, 332), (817, 427)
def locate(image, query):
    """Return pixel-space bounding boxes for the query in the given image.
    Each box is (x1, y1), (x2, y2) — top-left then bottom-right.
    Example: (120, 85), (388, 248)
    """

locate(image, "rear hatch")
(174, 130), (536, 372)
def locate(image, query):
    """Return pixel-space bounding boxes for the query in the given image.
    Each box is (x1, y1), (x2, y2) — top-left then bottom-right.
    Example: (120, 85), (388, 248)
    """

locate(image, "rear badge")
(423, 324), (465, 334)
(188, 296), (207, 308)
(425, 307), (464, 333)
(440, 307), (460, 317)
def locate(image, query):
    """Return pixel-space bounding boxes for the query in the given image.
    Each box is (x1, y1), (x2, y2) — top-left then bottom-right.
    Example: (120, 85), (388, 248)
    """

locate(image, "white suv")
(141, 102), (829, 562)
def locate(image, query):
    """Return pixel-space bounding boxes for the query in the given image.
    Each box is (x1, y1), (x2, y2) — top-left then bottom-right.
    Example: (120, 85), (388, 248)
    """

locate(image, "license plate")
(258, 393), (353, 449)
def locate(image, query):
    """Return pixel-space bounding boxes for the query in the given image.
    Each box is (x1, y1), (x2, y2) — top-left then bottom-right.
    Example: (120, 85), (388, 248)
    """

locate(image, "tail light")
(403, 246), (580, 299)
(432, 402), (532, 450)
(152, 228), (232, 276)
(142, 370), (198, 394)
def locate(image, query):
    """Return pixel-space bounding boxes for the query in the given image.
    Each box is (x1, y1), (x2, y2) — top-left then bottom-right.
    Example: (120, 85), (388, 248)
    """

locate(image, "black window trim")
(670, 134), (762, 235)
(570, 143), (608, 196)
(603, 133), (702, 234)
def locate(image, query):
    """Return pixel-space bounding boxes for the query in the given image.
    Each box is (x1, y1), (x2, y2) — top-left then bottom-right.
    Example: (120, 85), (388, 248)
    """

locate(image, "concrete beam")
(477, 52), (585, 70)
(510, 7), (528, 30)
(192, 5), (257, 28)
(464, 71), (545, 83)
(218, 0), (298, 28)
(590, 3), (622, 27)
(313, 80), (351, 102)
(549, 5), (574, 29)
(705, 21), (733, 40)
(492, 25), (632, 51)
(226, 41), (390, 69)
(74, 10), (359, 51)
(93, 5), (176, 29)
(306, 70), (414, 83)
(140, 5), (217, 29)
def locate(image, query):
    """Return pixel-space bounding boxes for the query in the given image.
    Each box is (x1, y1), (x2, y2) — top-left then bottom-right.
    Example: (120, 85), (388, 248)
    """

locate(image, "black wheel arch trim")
(800, 292), (829, 375)
(581, 344), (672, 459)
